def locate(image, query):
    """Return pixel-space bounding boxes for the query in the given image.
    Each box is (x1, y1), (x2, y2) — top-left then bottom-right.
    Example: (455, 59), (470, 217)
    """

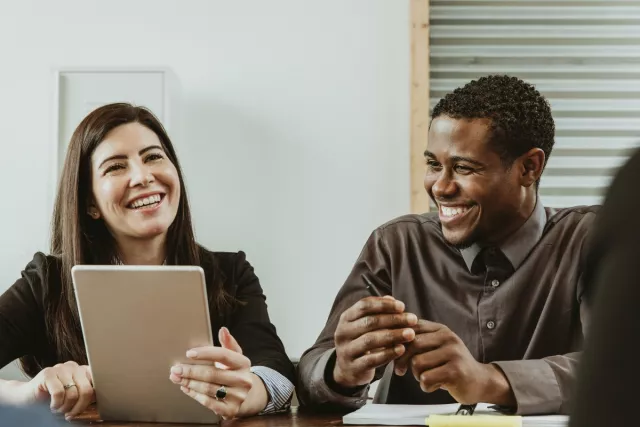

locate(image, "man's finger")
(412, 319), (445, 334)
(394, 328), (449, 375)
(345, 328), (415, 359)
(410, 346), (452, 381)
(418, 364), (451, 394)
(352, 345), (406, 373)
(343, 312), (418, 337)
(185, 346), (250, 370)
(341, 297), (406, 323)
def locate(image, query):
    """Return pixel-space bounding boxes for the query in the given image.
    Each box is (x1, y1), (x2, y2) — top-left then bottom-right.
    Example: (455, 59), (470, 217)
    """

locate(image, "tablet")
(71, 265), (219, 424)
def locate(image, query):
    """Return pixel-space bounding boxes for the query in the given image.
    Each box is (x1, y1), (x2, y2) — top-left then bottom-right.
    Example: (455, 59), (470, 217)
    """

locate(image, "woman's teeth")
(129, 194), (162, 209)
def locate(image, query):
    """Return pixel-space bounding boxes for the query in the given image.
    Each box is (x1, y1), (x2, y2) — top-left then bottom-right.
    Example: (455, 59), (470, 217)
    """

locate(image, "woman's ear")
(519, 148), (546, 188)
(87, 205), (101, 219)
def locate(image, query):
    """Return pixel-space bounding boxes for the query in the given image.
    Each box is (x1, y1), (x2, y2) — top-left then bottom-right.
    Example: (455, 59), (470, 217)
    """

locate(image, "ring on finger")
(214, 385), (227, 401)
(63, 383), (77, 390)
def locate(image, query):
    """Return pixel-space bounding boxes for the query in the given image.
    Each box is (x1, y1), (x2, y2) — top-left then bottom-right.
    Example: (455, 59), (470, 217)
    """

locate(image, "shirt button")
(491, 279), (500, 288)
(486, 320), (496, 330)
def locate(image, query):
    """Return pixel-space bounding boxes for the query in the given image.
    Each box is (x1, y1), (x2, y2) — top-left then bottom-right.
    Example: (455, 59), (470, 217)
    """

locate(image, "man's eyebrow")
(450, 155), (486, 168)
(423, 151), (486, 168)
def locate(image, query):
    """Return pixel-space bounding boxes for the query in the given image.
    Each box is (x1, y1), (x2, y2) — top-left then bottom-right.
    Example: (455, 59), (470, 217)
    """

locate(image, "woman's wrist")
(0, 379), (30, 405)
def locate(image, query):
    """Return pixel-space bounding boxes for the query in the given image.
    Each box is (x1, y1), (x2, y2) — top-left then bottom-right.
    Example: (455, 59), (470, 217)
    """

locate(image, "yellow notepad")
(428, 414), (521, 427)
(342, 403), (568, 426)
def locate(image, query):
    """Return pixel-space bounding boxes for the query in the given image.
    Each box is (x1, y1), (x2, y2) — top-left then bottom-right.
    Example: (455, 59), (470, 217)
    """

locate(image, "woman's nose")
(129, 164), (154, 187)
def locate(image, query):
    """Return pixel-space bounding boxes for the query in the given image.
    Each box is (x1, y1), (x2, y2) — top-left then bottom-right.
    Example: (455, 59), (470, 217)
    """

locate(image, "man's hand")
(394, 320), (515, 406)
(333, 296), (418, 389)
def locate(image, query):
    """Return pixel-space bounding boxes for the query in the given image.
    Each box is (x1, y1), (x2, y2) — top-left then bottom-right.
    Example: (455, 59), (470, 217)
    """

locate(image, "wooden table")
(70, 405), (367, 427)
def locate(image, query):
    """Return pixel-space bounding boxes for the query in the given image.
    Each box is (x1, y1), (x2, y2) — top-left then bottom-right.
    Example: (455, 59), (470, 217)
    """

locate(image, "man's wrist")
(325, 353), (368, 396)
(481, 363), (516, 407)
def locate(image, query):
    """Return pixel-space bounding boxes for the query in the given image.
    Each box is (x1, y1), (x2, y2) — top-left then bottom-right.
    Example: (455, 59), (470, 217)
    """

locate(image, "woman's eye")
(104, 163), (125, 174)
(145, 153), (164, 162)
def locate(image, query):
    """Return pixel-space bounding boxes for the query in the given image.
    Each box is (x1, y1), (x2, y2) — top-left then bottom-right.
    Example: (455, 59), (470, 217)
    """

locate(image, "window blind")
(430, 0), (640, 207)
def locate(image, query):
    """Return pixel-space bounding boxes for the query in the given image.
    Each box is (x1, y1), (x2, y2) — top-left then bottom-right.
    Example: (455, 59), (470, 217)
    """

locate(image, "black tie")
(472, 247), (515, 292)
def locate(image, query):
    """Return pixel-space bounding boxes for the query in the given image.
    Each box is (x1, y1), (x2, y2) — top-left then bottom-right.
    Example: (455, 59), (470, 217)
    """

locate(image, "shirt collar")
(459, 198), (547, 272)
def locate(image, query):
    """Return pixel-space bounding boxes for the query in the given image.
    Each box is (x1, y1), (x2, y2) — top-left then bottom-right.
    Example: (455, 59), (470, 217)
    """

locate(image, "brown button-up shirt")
(297, 202), (596, 415)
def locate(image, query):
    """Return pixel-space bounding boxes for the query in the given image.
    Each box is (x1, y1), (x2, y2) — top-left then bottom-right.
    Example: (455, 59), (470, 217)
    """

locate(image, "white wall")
(0, 0), (410, 379)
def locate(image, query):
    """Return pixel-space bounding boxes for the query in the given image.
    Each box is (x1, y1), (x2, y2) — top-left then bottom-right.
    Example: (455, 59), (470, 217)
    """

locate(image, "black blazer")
(570, 149), (640, 426)
(0, 247), (294, 384)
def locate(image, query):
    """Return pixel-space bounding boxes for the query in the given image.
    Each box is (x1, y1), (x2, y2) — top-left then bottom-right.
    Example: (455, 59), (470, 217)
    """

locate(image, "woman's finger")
(177, 378), (248, 403)
(219, 327), (242, 354)
(55, 370), (79, 414)
(185, 346), (250, 370)
(170, 365), (253, 389)
(85, 366), (94, 387)
(180, 386), (240, 420)
(65, 369), (95, 419)
(41, 370), (65, 411)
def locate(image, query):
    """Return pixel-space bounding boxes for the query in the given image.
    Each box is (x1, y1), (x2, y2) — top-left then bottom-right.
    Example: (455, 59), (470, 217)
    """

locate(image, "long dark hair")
(20, 103), (227, 375)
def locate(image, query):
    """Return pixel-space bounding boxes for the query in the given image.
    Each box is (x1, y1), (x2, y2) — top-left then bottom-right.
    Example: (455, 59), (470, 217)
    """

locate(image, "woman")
(0, 103), (294, 420)
(569, 149), (640, 427)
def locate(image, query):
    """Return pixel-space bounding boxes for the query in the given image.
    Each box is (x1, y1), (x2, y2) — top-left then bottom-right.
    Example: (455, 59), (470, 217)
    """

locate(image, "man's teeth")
(130, 194), (162, 209)
(440, 206), (469, 217)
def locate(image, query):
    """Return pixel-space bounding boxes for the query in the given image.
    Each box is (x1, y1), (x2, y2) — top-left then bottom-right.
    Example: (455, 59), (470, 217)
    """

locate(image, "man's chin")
(442, 228), (476, 249)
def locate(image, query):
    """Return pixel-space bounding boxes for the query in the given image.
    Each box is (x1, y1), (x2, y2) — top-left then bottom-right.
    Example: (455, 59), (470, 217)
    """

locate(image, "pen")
(455, 403), (477, 416)
(361, 274), (383, 297)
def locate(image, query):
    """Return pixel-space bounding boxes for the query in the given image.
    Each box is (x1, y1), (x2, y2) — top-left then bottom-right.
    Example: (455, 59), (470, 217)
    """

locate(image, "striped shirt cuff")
(250, 366), (294, 415)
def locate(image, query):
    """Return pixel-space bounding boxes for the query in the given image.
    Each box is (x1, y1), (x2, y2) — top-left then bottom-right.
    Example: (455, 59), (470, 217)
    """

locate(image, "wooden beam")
(410, 0), (430, 213)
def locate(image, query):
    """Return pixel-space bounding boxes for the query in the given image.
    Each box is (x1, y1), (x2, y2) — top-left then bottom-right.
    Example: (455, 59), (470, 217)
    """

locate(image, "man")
(296, 75), (595, 415)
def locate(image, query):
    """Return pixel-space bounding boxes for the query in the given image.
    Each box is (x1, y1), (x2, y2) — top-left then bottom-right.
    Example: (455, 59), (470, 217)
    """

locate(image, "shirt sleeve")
(226, 252), (296, 394)
(493, 352), (579, 415)
(250, 366), (294, 414)
(296, 229), (390, 409)
(492, 224), (592, 416)
(0, 253), (49, 371)
(298, 347), (370, 409)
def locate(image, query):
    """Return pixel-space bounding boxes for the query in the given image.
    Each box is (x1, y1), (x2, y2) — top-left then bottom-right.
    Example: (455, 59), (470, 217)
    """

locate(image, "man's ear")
(519, 148), (546, 187)
(87, 204), (101, 219)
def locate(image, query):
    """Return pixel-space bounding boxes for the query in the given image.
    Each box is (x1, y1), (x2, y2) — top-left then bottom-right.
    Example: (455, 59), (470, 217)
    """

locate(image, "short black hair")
(431, 75), (555, 172)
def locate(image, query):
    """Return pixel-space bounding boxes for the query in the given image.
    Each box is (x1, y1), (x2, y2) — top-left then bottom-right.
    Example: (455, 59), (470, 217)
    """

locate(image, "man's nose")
(431, 171), (458, 199)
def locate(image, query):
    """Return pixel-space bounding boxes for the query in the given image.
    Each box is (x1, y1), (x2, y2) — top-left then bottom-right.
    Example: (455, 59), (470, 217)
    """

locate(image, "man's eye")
(455, 165), (473, 174)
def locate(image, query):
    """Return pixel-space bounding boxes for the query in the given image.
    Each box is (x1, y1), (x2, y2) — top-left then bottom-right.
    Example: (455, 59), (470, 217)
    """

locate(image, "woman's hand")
(19, 361), (95, 421)
(169, 327), (267, 419)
